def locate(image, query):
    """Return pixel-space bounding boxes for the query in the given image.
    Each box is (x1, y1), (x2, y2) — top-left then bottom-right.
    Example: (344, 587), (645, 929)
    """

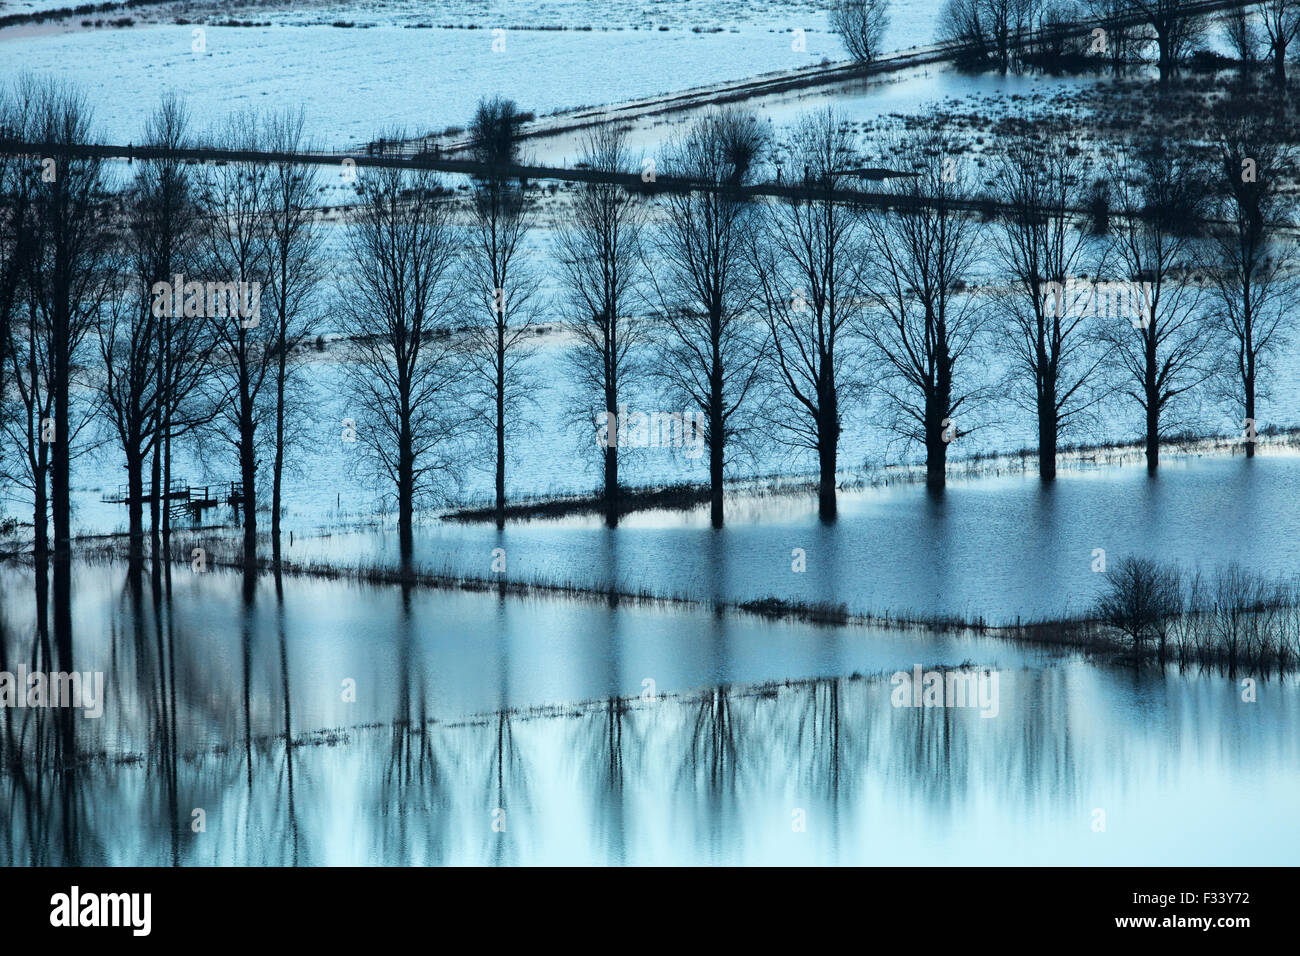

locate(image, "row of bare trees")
(933, 0), (1300, 81)
(0, 80), (324, 570)
(2, 86), (1294, 557)
(1096, 555), (1300, 666)
(560, 105), (1291, 526)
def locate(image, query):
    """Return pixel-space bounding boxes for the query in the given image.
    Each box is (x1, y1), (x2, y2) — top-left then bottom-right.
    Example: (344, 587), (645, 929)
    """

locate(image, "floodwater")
(1, 561), (1295, 865)
(287, 452), (1300, 624)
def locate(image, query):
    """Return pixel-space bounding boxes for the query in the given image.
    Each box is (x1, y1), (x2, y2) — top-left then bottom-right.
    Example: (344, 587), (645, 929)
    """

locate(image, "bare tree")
(1094, 555), (1183, 653)
(554, 126), (647, 528)
(939, 0), (993, 67)
(1130, 0), (1205, 80)
(1, 286), (52, 559)
(196, 112), (273, 568)
(261, 108), (324, 557)
(1103, 141), (1216, 472)
(939, 0), (1032, 73)
(25, 81), (113, 565)
(337, 163), (467, 560)
(1218, 5), (1261, 70)
(467, 95), (528, 170)
(749, 109), (866, 521)
(987, 0), (1034, 73)
(99, 206), (165, 558)
(649, 108), (768, 529)
(831, 0), (891, 63)
(0, 78), (39, 520)
(137, 95), (211, 553)
(463, 98), (541, 530)
(858, 134), (988, 492)
(99, 95), (204, 557)
(1083, 0), (1138, 75)
(1208, 112), (1295, 457)
(1259, 0), (1300, 83)
(0, 102), (50, 559)
(993, 134), (1110, 480)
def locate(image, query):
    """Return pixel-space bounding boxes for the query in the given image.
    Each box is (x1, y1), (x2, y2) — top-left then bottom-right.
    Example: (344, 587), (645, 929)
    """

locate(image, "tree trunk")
(1145, 403), (1160, 473)
(398, 423), (414, 566)
(926, 431), (948, 492)
(603, 438), (619, 528)
(709, 392), (724, 529)
(495, 369), (505, 531)
(1037, 389), (1057, 481)
(273, 345), (286, 549)
(818, 415), (838, 522)
(926, 378), (950, 493)
(1157, 33), (1172, 81)
(1244, 379), (1256, 459)
(159, 311), (171, 548)
(150, 435), (162, 547)
(127, 448), (144, 559)
(52, 331), (70, 560)
(161, 425), (172, 542)
(33, 469), (48, 560)
(240, 414), (257, 570)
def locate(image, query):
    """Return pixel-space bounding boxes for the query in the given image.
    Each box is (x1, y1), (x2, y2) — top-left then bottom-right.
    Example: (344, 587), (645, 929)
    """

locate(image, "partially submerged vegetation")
(1093, 556), (1300, 669)
(54, 532), (1285, 673)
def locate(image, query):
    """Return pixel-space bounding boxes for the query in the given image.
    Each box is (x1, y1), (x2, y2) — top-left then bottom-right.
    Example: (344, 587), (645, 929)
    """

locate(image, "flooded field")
(249, 451), (1300, 623)
(2, 0), (1298, 887)
(2, 562), (1295, 865)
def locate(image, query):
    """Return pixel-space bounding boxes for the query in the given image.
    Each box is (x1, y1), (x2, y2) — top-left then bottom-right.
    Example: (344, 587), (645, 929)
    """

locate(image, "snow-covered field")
(1, 23), (839, 145)
(0, 0), (944, 146)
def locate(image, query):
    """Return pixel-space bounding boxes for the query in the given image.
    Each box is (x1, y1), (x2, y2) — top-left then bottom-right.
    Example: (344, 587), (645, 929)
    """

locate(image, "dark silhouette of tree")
(467, 96), (527, 170)
(197, 111), (274, 569)
(1102, 140), (1217, 473)
(1130, 0), (1205, 80)
(554, 126), (647, 528)
(939, 0), (1032, 73)
(0, 78), (41, 542)
(1207, 111), (1295, 458)
(1084, 0), (1139, 75)
(749, 108), (866, 521)
(993, 134), (1110, 481)
(337, 161), (467, 560)
(831, 0), (890, 62)
(1094, 555), (1183, 652)
(648, 108), (768, 528)
(100, 95), (205, 558)
(1260, 0), (1300, 83)
(858, 133), (988, 493)
(1, 227), (52, 559)
(261, 108), (324, 558)
(25, 81), (112, 569)
(939, 0), (991, 67)
(1218, 5), (1261, 72)
(464, 101), (540, 531)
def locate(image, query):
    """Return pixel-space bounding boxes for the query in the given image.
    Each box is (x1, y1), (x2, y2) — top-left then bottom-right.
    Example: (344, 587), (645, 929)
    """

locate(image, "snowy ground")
(0, 0), (943, 146)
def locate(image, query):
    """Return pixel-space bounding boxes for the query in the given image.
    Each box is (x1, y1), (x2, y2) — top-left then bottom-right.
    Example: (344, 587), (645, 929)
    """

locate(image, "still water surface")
(1, 562), (1295, 864)
(291, 453), (1300, 623)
